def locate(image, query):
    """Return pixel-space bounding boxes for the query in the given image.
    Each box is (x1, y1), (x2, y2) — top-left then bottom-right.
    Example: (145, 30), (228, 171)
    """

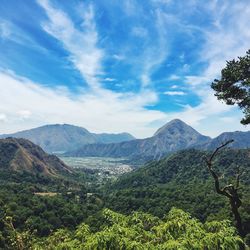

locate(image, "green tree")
(211, 50), (250, 124)
(34, 208), (243, 250)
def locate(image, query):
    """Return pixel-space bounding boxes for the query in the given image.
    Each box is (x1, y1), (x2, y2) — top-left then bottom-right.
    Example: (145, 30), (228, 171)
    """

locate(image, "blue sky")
(0, 0), (249, 137)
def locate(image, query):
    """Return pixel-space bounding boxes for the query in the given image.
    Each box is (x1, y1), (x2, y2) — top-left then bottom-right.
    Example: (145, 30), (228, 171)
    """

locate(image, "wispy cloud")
(171, 85), (179, 89)
(164, 91), (186, 96)
(140, 8), (169, 88)
(168, 1), (250, 132)
(0, 21), (11, 39)
(104, 78), (116, 82)
(0, 0), (249, 139)
(169, 75), (180, 81)
(132, 26), (148, 38)
(37, 0), (103, 89)
(0, 71), (166, 137)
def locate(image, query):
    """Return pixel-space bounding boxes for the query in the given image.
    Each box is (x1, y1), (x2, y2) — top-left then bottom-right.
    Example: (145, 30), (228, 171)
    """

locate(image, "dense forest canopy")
(0, 146), (249, 249)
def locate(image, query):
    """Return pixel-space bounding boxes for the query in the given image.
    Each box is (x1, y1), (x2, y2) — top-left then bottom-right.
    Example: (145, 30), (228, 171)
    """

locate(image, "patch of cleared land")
(34, 192), (58, 197)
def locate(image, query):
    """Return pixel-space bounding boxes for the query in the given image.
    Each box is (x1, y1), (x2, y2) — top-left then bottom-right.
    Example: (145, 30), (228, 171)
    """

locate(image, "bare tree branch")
(207, 140), (234, 165)
(204, 139), (245, 237)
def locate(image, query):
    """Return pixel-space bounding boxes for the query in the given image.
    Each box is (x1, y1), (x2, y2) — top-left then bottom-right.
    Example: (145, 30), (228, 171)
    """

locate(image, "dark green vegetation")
(0, 124), (135, 153)
(0, 138), (249, 249)
(33, 208), (242, 249)
(211, 49), (250, 125)
(104, 149), (250, 236)
(0, 138), (104, 248)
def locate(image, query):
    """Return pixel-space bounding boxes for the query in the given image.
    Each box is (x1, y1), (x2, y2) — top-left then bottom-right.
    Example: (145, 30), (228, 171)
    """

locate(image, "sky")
(0, 0), (249, 138)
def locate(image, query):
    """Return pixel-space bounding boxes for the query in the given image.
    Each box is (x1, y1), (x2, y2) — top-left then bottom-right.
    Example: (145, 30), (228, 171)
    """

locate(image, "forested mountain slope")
(105, 149), (250, 234)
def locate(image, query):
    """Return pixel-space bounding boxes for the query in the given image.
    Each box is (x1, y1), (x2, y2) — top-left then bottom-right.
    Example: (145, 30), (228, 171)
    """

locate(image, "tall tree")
(211, 50), (250, 124)
(205, 140), (245, 237)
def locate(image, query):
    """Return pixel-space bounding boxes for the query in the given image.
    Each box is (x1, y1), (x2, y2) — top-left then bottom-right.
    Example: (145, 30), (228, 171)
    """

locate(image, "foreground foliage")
(32, 208), (243, 250)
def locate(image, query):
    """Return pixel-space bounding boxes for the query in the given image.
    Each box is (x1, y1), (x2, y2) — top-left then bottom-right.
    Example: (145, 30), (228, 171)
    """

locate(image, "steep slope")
(0, 138), (72, 177)
(105, 149), (250, 229)
(0, 124), (135, 153)
(111, 149), (250, 190)
(66, 119), (211, 160)
(201, 131), (250, 150)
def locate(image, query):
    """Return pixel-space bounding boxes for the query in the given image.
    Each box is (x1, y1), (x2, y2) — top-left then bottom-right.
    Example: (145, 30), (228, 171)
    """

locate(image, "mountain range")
(65, 119), (250, 160)
(0, 120), (249, 161)
(0, 138), (72, 177)
(0, 124), (135, 153)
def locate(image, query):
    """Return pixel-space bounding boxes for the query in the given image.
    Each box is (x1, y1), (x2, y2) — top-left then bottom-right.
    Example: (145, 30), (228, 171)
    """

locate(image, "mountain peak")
(153, 119), (194, 136)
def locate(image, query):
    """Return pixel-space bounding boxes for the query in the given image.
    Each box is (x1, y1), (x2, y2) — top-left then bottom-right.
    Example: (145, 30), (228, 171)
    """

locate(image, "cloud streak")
(164, 91), (186, 96)
(37, 0), (103, 89)
(168, 1), (250, 132)
(0, 71), (166, 137)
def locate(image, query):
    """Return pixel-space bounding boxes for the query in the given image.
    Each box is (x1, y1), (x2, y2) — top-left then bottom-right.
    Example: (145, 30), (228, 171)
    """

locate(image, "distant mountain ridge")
(65, 119), (250, 161)
(0, 138), (72, 177)
(0, 124), (135, 153)
(200, 131), (250, 150)
(65, 119), (211, 159)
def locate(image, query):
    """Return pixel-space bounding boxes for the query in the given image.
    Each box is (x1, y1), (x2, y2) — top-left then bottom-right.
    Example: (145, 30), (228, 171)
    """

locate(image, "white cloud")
(151, 0), (172, 4)
(168, 1), (250, 134)
(123, 0), (138, 16)
(132, 26), (148, 37)
(182, 64), (190, 72)
(104, 78), (116, 82)
(0, 71), (166, 138)
(17, 110), (32, 119)
(169, 75), (180, 81)
(0, 21), (11, 39)
(139, 8), (170, 88)
(1, 0), (249, 140)
(141, 74), (151, 87)
(37, 0), (103, 89)
(164, 91), (186, 96)
(113, 54), (124, 60)
(171, 85), (179, 89)
(0, 113), (7, 122)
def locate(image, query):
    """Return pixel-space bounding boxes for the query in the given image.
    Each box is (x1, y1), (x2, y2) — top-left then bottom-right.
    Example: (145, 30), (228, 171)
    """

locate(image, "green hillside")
(0, 139), (249, 249)
(104, 149), (250, 235)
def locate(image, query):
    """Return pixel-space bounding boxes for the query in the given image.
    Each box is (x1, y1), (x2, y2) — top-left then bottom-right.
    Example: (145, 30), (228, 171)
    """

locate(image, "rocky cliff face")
(0, 138), (72, 177)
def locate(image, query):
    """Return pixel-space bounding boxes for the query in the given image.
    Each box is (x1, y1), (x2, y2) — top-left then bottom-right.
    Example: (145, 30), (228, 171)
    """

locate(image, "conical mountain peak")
(153, 119), (197, 136)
